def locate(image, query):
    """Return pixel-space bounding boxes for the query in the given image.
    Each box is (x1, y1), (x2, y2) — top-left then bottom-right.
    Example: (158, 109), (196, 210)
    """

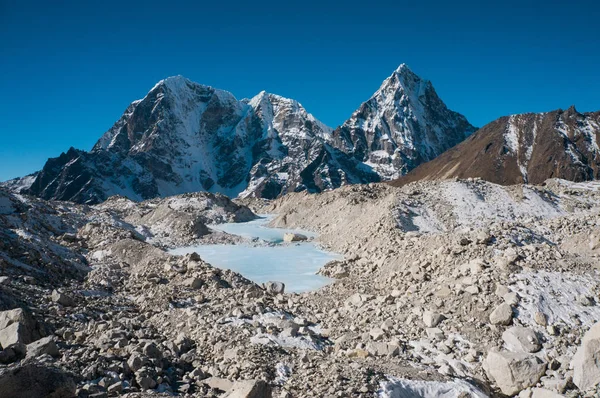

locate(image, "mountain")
(330, 64), (477, 179)
(11, 65), (476, 204)
(392, 106), (600, 186)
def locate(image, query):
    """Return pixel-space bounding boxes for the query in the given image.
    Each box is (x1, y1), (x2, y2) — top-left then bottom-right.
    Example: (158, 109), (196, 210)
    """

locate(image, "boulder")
(283, 233), (307, 243)
(203, 376), (234, 392)
(365, 342), (400, 357)
(0, 323), (30, 349)
(530, 388), (565, 398)
(26, 336), (59, 358)
(0, 364), (76, 398)
(502, 326), (541, 353)
(222, 379), (272, 398)
(483, 350), (547, 396)
(422, 310), (445, 328)
(263, 281), (285, 295)
(573, 321), (600, 390)
(489, 303), (513, 325)
(51, 290), (75, 307)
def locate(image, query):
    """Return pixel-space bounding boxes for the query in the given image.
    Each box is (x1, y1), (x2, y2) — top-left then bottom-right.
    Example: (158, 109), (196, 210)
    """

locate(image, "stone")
(222, 379), (272, 398)
(365, 342), (400, 357)
(263, 281), (285, 295)
(185, 277), (203, 289)
(0, 364), (76, 398)
(530, 388), (565, 398)
(0, 323), (30, 349)
(534, 311), (548, 327)
(26, 336), (60, 358)
(51, 290), (75, 307)
(127, 353), (146, 372)
(283, 233), (307, 243)
(137, 375), (156, 390)
(426, 328), (444, 340)
(573, 321), (600, 390)
(489, 303), (513, 325)
(203, 376), (234, 392)
(483, 350), (547, 396)
(422, 310), (445, 328)
(368, 327), (385, 341)
(502, 326), (541, 353)
(107, 382), (123, 394)
(504, 292), (520, 305)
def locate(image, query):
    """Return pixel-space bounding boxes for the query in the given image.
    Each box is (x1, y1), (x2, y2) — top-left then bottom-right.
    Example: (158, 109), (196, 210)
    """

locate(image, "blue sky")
(1, 0), (599, 181)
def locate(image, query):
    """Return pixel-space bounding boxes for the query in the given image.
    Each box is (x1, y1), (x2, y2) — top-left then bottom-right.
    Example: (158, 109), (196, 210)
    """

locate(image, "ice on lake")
(169, 216), (339, 292)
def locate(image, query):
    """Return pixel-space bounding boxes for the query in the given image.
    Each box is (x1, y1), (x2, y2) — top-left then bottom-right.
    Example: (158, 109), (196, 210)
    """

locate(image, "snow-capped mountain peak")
(16, 65), (476, 204)
(332, 65), (476, 179)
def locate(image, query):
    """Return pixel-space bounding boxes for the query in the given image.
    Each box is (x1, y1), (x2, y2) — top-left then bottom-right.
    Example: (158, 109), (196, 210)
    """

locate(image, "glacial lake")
(169, 216), (339, 292)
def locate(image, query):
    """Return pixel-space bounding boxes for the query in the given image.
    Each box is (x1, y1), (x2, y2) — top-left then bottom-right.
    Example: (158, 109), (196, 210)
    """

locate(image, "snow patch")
(378, 377), (488, 398)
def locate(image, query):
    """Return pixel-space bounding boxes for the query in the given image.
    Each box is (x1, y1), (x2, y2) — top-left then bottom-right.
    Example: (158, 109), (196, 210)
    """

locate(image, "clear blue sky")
(1, 0), (599, 181)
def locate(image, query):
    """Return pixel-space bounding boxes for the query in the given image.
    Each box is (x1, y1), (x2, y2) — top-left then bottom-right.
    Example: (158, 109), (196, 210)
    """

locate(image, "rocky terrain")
(393, 107), (600, 186)
(5, 65), (475, 204)
(1, 176), (600, 397)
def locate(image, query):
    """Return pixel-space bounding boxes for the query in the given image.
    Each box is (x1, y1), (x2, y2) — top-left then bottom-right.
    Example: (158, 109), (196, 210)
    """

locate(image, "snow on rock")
(378, 377), (488, 398)
(511, 270), (600, 329)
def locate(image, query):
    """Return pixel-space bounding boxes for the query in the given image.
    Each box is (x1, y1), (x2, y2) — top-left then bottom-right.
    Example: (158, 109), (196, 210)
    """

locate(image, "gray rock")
(222, 379), (272, 398)
(51, 290), (75, 307)
(502, 326), (541, 353)
(573, 321), (600, 390)
(0, 323), (30, 349)
(283, 233), (307, 243)
(489, 303), (513, 325)
(0, 364), (76, 398)
(483, 350), (547, 396)
(422, 310), (445, 327)
(26, 336), (59, 358)
(263, 281), (285, 295)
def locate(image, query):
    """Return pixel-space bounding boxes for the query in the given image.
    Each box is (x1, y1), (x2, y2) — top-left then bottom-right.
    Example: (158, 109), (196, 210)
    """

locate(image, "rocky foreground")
(0, 178), (600, 397)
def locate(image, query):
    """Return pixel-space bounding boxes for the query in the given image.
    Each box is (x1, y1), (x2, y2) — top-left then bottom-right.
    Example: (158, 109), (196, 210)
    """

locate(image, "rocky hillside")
(9, 65), (476, 204)
(392, 107), (600, 186)
(331, 64), (477, 179)
(2, 179), (600, 397)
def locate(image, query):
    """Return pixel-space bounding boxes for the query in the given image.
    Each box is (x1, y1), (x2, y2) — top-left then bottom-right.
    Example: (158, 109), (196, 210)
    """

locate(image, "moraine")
(169, 215), (340, 292)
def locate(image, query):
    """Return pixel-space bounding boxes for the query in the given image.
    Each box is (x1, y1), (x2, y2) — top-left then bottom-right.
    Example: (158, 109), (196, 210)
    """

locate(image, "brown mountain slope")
(391, 107), (600, 186)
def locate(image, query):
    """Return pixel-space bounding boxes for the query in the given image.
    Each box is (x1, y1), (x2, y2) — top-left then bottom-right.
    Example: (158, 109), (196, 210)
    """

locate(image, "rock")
(502, 326), (541, 353)
(0, 364), (76, 398)
(483, 350), (547, 396)
(222, 379), (272, 398)
(573, 321), (600, 390)
(137, 375), (156, 390)
(365, 342), (400, 357)
(534, 311), (548, 327)
(530, 388), (565, 398)
(0, 309), (36, 344)
(127, 353), (146, 372)
(0, 323), (31, 349)
(51, 290), (75, 307)
(422, 310), (445, 328)
(263, 281), (285, 295)
(26, 336), (59, 358)
(426, 328), (444, 340)
(489, 303), (513, 325)
(185, 277), (203, 289)
(283, 233), (307, 243)
(107, 382), (123, 394)
(203, 376), (234, 392)
(369, 328), (385, 341)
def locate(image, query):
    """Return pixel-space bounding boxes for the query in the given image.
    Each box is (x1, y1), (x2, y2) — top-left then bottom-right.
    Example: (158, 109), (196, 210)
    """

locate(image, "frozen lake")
(169, 216), (339, 292)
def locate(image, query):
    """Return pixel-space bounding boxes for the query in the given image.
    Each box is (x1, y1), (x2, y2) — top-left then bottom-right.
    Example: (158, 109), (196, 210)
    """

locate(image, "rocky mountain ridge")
(393, 106), (600, 186)
(8, 65), (476, 204)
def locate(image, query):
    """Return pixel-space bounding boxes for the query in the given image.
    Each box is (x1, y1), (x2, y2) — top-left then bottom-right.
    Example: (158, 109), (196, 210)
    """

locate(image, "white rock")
(489, 303), (513, 325)
(573, 321), (600, 390)
(483, 350), (547, 396)
(502, 326), (541, 353)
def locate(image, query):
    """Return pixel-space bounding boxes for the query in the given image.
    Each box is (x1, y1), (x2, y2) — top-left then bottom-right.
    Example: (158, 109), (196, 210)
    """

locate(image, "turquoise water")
(169, 216), (339, 292)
